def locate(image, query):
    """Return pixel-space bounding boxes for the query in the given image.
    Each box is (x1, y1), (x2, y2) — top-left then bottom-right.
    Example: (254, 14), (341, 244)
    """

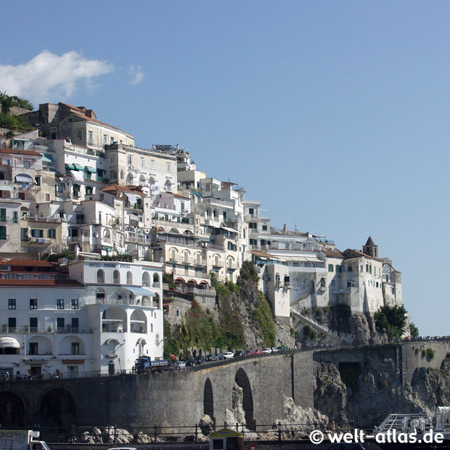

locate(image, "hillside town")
(0, 101), (404, 380)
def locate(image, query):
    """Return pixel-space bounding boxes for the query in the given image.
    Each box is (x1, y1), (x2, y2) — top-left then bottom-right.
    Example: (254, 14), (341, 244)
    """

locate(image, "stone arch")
(0, 391), (25, 426)
(235, 368), (254, 430)
(102, 307), (127, 332)
(97, 269), (105, 283)
(142, 271), (150, 287)
(203, 378), (214, 419)
(113, 270), (120, 284)
(130, 309), (147, 333)
(39, 388), (77, 430)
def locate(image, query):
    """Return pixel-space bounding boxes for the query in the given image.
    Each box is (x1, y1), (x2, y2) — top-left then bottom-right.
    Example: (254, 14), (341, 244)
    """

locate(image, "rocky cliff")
(313, 353), (450, 428)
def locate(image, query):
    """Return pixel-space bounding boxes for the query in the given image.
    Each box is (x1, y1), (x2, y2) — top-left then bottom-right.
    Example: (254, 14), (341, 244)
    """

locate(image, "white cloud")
(0, 50), (113, 104)
(129, 64), (144, 85)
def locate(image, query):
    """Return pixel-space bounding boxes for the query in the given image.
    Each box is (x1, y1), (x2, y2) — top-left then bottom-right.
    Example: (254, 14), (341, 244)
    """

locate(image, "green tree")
(375, 305), (408, 340)
(410, 322), (419, 337)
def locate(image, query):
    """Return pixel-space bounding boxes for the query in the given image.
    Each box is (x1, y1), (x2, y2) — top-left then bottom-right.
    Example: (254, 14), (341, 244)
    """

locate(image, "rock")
(199, 414), (215, 436)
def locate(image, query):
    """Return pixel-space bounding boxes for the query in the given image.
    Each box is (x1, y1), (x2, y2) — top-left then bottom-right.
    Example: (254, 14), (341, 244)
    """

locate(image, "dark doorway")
(235, 368), (255, 430)
(0, 391), (26, 426)
(40, 389), (77, 431)
(204, 378), (214, 419)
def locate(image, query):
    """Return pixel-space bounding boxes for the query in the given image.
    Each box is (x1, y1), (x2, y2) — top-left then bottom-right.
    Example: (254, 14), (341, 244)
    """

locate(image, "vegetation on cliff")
(374, 304), (408, 340)
(164, 261), (276, 358)
(0, 93), (34, 134)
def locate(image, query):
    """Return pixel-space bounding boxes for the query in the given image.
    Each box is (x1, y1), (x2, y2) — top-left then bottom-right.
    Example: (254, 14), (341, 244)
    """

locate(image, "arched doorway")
(0, 391), (25, 426)
(203, 378), (214, 419)
(235, 368), (254, 430)
(40, 389), (77, 430)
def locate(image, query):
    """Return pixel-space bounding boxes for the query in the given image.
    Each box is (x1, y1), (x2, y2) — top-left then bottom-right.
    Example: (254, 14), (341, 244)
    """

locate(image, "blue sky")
(2, 1), (449, 336)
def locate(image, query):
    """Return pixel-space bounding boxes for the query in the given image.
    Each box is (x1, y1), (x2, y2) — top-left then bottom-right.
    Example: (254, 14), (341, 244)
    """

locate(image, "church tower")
(363, 236), (378, 258)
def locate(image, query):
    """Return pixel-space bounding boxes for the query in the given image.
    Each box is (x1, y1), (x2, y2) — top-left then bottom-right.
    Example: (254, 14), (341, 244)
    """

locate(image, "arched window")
(113, 270), (120, 284)
(183, 251), (189, 263)
(97, 270), (105, 283)
(127, 271), (132, 285)
(142, 271), (150, 287)
(153, 273), (160, 285)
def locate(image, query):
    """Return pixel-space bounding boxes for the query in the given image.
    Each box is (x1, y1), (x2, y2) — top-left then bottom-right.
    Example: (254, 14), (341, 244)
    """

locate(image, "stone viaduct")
(0, 342), (448, 434)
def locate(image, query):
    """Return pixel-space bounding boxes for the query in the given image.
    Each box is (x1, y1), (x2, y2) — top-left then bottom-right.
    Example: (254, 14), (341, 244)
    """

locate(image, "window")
(30, 299), (37, 309)
(104, 134), (107, 145)
(46, 193), (50, 201)
(30, 317), (37, 331)
(250, 239), (257, 246)
(8, 299), (16, 310)
(110, 137), (114, 145)
(31, 229), (43, 238)
(335, 265), (342, 273)
(88, 131), (93, 144)
(24, 161), (31, 169)
(347, 265), (353, 272)
(35, 176), (41, 186)
(128, 155), (133, 165)
(0, 208), (6, 222)
(141, 157), (145, 167)
(57, 299), (64, 309)
(72, 318), (79, 331)
(48, 229), (56, 239)
(262, 225), (268, 231)
(249, 208), (254, 215)
(167, 162), (171, 172)
(0, 226), (6, 240)
(8, 317), (16, 331)
(71, 299), (79, 309)
(57, 317), (65, 330)
(71, 342), (80, 355)
(12, 211), (18, 223)
(360, 265), (364, 272)
(328, 264), (334, 272)
(249, 222), (257, 229)
(76, 130), (82, 140)
(29, 342), (38, 355)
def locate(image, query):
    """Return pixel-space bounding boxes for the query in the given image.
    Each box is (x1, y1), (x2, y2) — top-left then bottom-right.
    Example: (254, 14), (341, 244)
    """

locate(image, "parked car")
(234, 350), (247, 358)
(195, 356), (205, 365)
(217, 353), (225, 360)
(248, 349), (264, 356)
(271, 347), (280, 352)
(262, 347), (273, 354)
(173, 361), (186, 370)
(223, 351), (234, 359)
(185, 357), (196, 366)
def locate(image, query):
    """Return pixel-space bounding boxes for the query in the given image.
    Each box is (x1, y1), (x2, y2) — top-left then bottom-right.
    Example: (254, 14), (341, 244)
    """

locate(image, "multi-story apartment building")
(0, 259), (163, 380)
(22, 103), (134, 149)
(254, 232), (403, 320)
(106, 143), (177, 192)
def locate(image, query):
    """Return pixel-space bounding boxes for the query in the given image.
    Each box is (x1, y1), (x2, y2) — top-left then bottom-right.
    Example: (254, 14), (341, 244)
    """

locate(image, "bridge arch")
(235, 368), (254, 430)
(203, 378), (214, 419)
(0, 391), (25, 426)
(39, 388), (77, 430)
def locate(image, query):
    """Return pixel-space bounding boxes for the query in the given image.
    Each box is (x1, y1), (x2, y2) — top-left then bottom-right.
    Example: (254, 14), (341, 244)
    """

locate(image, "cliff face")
(313, 354), (450, 427)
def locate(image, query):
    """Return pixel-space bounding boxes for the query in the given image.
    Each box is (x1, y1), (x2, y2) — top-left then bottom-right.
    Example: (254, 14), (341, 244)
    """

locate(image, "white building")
(0, 259), (163, 380)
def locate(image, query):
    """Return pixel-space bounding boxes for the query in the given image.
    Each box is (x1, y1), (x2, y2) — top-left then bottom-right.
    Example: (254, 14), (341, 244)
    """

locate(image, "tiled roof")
(101, 185), (145, 197)
(70, 111), (132, 137)
(0, 279), (83, 287)
(251, 250), (279, 260)
(0, 259), (55, 268)
(323, 248), (344, 259)
(0, 148), (42, 156)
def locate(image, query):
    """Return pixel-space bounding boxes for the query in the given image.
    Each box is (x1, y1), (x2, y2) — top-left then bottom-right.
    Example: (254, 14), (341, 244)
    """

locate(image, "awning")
(124, 286), (154, 297)
(65, 163), (75, 170)
(72, 163), (84, 171)
(129, 214), (139, 221)
(0, 337), (20, 348)
(221, 226), (238, 233)
(41, 155), (52, 163)
(15, 174), (33, 183)
(85, 166), (97, 173)
(0, 186), (14, 191)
